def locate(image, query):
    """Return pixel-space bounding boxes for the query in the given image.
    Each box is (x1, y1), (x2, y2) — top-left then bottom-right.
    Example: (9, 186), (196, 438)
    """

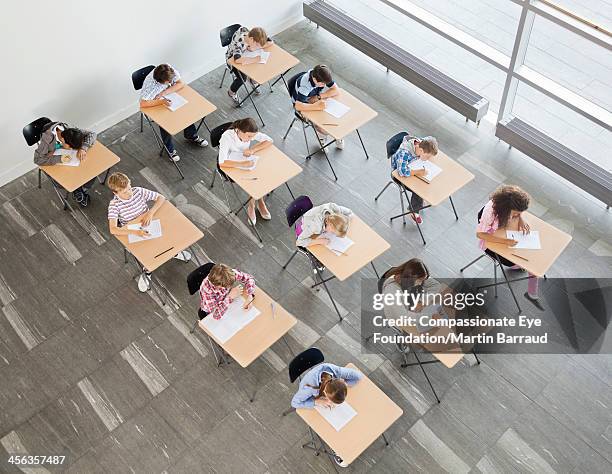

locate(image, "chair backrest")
(132, 65), (155, 91)
(210, 122), (233, 149)
(377, 269), (392, 294)
(220, 24), (242, 47)
(288, 347), (324, 383)
(477, 206), (484, 222)
(23, 117), (52, 146)
(386, 132), (409, 158)
(285, 195), (313, 227)
(287, 72), (306, 101)
(186, 262), (215, 295)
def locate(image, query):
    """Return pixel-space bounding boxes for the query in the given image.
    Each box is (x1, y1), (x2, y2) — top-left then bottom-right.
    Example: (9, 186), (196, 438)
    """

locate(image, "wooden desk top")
(39, 141), (120, 193)
(222, 145), (302, 200)
(486, 211), (572, 278)
(391, 152), (475, 206)
(229, 44), (300, 85)
(307, 215), (390, 282)
(141, 86), (217, 136)
(116, 201), (204, 272)
(297, 363), (403, 466)
(300, 89), (378, 140)
(198, 288), (297, 367)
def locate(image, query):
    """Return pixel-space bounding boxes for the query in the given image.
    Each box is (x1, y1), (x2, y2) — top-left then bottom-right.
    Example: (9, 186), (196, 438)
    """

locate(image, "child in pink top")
(476, 185), (541, 308)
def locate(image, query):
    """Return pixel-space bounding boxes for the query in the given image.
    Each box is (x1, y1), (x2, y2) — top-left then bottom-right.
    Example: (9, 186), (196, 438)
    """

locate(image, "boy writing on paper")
(107, 172), (191, 292)
(225, 26), (273, 104)
(33, 121), (97, 207)
(199, 263), (256, 319)
(291, 362), (363, 467)
(290, 65), (345, 150)
(218, 118), (273, 224)
(139, 64), (208, 162)
(390, 135), (439, 224)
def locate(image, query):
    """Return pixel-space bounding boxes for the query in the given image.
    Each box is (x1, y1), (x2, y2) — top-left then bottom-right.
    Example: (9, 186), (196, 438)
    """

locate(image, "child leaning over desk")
(106, 172), (191, 292)
(199, 263), (255, 319)
(295, 202), (353, 248)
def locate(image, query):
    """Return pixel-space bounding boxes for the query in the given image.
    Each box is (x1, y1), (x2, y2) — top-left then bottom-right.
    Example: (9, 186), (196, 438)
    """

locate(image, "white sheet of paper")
(258, 51), (271, 64)
(127, 219), (162, 243)
(228, 152), (260, 170)
(53, 148), (80, 167)
(200, 296), (261, 344)
(409, 159), (443, 182)
(241, 49), (261, 58)
(321, 232), (354, 256)
(165, 92), (188, 112)
(506, 230), (541, 250)
(315, 401), (357, 431)
(324, 98), (350, 119)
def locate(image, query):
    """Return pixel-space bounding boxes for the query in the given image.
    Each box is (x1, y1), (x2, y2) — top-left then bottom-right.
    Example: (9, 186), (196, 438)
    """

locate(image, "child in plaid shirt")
(199, 264), (256, 319)
(390, 135), (439, 224)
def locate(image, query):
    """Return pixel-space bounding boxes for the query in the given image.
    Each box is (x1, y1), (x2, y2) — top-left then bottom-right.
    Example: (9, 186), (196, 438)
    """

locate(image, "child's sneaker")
(227, 89), (240, 105)
(138, 273), (151, 292)
(169, 151), (180, 162)
(174, 250), (192, 262)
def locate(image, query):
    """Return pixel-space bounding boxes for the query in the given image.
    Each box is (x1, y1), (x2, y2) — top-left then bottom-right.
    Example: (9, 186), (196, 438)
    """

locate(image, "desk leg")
(38, 169), (42, 189)
(449, 196), (459, 220)
(371, 262), (380, 279)
(237, 73), (265, 127)
(356, 129), (369, 159)
(311, 128), (338, 181)
(145, 116), (185, 180)
(472, 349), (481, 365)
(233, 194), (263, 243)
(281, 335), (295, 357)
(401, 188), (426, 245)
(313, 265), (342, 322)
(413, 351), (441, 403)
(195, 117), (211, 135)
(285, 182), (295, 200)
(189, 245), (202, 267)
(496, 257), (521, 313)
(381, 433), (390, 446)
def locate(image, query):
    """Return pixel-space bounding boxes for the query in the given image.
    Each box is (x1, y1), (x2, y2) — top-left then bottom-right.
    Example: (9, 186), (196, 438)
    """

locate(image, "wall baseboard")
(0, 12), (303, 190)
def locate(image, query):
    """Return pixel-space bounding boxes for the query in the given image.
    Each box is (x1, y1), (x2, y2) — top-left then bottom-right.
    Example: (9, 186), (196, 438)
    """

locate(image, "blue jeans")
(159, 123), (198, 153)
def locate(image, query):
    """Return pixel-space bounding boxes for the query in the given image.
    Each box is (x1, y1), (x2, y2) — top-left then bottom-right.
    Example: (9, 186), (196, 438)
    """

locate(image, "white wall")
(0, 0), (302, 186)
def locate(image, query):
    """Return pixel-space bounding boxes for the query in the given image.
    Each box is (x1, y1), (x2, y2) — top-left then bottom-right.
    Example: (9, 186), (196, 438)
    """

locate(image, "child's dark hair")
(384, 258), (430, 292)
(312, 65), (332, 84)
(153, 64), (175, 83)
(62, 128), (86, 149)
(230, 118), (258, 133)
(490, 185), (530, 228)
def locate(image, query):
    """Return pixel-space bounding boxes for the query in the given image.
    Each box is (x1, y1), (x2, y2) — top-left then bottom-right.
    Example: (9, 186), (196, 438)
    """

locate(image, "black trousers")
(229, 67), (248, 93)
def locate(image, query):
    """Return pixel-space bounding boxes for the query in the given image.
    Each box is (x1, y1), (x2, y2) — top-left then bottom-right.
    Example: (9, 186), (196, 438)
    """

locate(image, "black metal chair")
(218, 24), (242, 89)
(132, 65), (155, 133)
(281, 347), (324, 416)
(23, 117), (53, 191)
(187, 262), (216, 333)
(281, 196), (343, 321)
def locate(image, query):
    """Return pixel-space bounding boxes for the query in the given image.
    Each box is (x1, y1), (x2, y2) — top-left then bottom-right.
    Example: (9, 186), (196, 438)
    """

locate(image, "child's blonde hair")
(107, 172), (130, 193)
(208, 264), (236, 288)
(326, 214), (350, 237)
(248, 27), (268, 46)
(418, 136), (439, 155)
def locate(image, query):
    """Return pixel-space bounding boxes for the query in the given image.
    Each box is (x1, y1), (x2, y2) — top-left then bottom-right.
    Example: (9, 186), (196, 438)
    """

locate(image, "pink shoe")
(410, 214), (423, 224)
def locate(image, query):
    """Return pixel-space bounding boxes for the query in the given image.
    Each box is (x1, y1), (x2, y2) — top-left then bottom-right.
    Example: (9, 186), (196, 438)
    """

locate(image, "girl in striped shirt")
(107, 172), (190, 292)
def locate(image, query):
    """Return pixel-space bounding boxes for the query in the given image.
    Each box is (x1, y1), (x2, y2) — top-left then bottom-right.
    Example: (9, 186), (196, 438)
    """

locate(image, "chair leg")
(374, 181), (393, 201)
(140, 113), (144, 133)
(283, 249), (299, 269)
(283, 117), (296, 140)
(190, 318), (199, 334)
(219, 68), (227, 88)
(460, 254), (486, 272)
(496, 257), (522, 313)
(301, 122), (311, 156)
(398, 184), (406, 225)
(210, 169), (217, 188)
(282, 407), (296, 417)
(494, 261), (498, 298)
(413, 351), (440, 403)
(38, 169), (42, 189)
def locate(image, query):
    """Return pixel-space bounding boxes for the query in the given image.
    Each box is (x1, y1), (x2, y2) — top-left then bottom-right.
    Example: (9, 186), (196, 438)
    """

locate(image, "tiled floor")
(0, 19), (611, 474)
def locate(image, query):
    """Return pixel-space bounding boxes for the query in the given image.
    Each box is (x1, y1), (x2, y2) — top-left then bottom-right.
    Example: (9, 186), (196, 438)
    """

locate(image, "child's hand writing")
(312, 237), (330, 246)
(314, 398), (335, 409)
(228, 286), (242, 300)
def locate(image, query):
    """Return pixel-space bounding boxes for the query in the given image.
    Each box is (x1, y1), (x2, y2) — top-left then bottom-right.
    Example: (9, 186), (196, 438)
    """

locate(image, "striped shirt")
(292, 69), (335, 103)
(107, 187), (160, 225)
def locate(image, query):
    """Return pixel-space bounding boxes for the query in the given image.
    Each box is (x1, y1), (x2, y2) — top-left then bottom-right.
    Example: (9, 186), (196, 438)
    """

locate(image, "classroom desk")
(221, 145), (302, 242)
(307, 215), (390, 320)
(115, 201), (204, 301)
(299, 89), (378, 180)
(387, 151), (475, 245)
(198, 288), (296, 400)
(461, 211), (571, 312)
(296, 363), (403, 467)
(141, 85), (217, 179)
(229, 44), (300, 126)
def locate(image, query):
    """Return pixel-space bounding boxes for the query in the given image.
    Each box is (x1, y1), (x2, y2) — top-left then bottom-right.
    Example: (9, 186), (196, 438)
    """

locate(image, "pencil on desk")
(511, 253), (529, 261)
(154, 247), (174, 258)
(322, 123), (338, 126)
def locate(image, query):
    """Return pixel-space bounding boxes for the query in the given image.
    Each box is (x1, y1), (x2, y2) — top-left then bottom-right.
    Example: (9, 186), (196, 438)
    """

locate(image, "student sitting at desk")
(33, 121), (97, 207)
(218, 118), (273, 224)
(291, 362), (363, 467)
(290, 65), (345, 150)
(295, 202), (353, 248)
(106, 172), (191, 292)
(381, 258), (444, 331)
(390, 135), (439, 224)
(225, 26), (273, 104)
(139, 64), (208, 162)
(199, 263), (255, 319)
(477, 185), (541, 309)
